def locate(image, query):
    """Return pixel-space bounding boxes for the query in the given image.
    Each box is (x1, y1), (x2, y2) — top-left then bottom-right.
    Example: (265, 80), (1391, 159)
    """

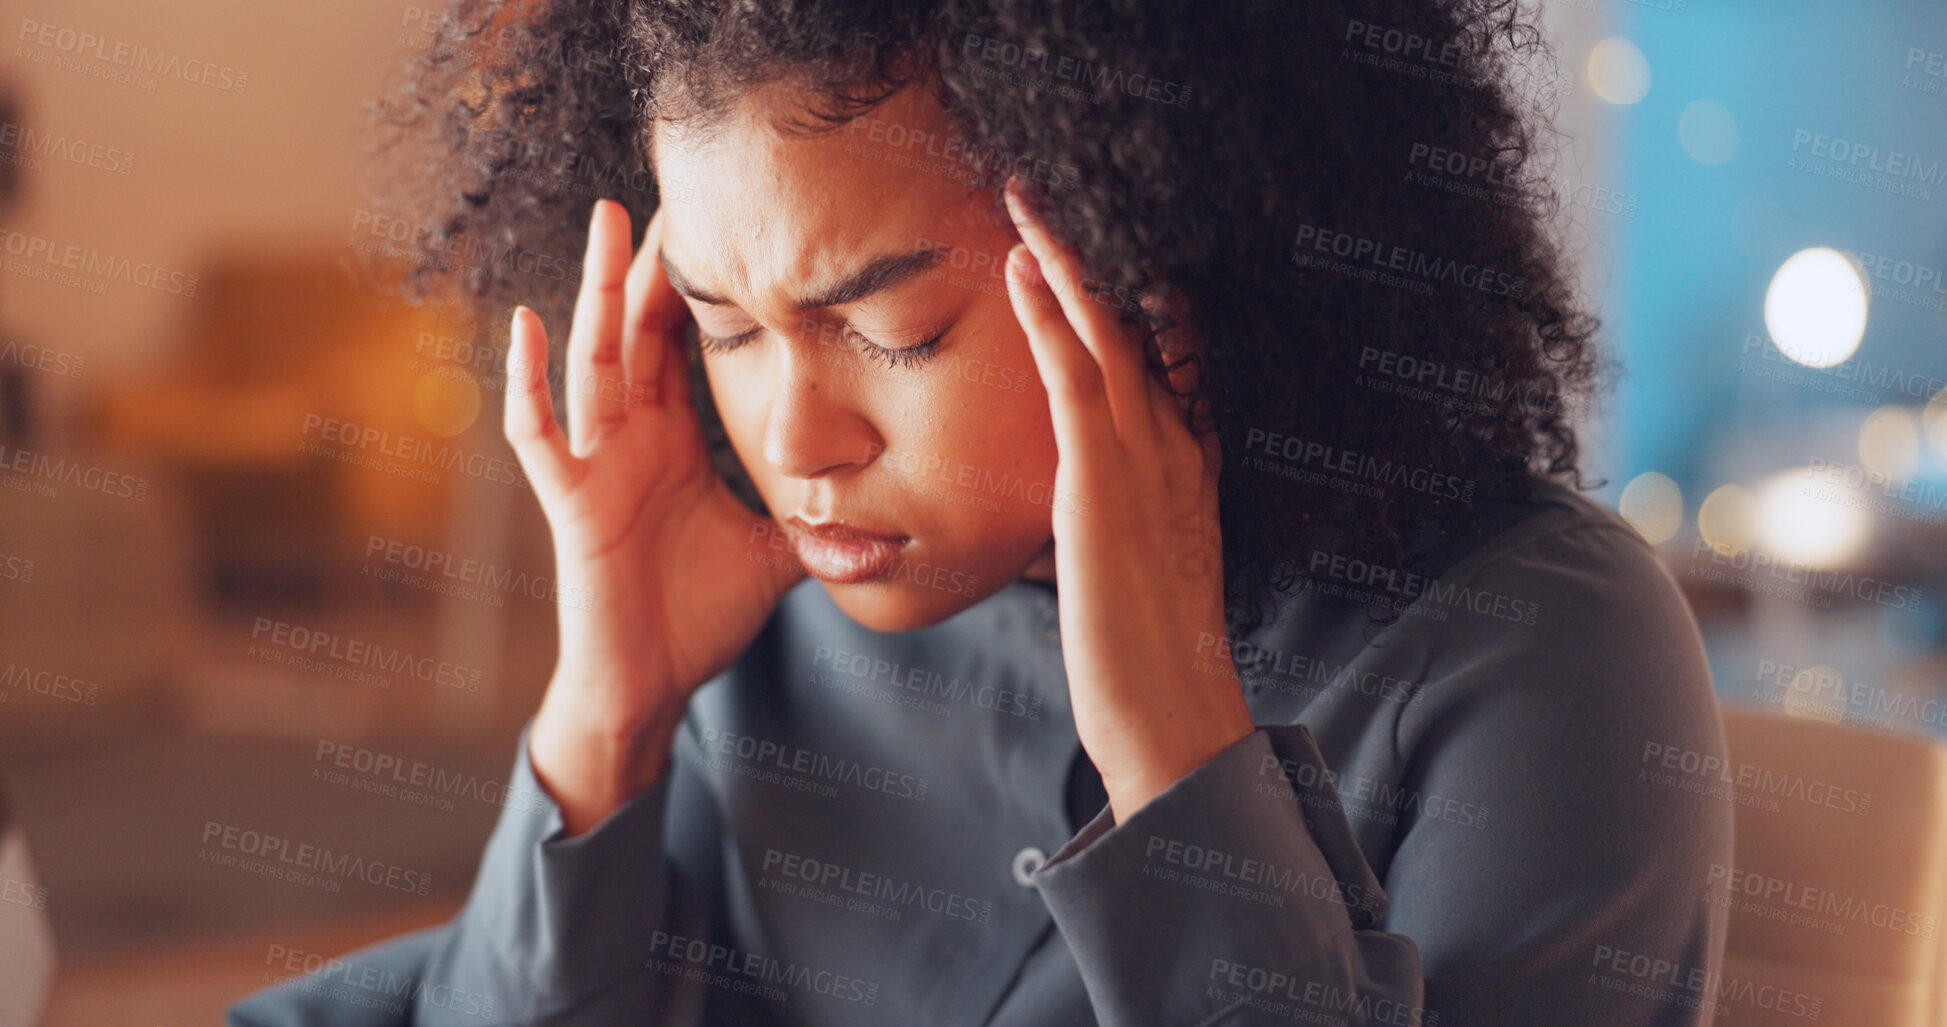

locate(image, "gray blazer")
(231, 477), (1732, 1025)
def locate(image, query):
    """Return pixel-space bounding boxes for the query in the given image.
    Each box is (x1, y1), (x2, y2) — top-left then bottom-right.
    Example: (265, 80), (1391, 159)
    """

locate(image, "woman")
(233, 0), (1731, 1024)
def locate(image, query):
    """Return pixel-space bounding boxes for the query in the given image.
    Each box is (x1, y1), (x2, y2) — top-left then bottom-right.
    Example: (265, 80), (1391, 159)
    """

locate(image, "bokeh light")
(1678, 98), (1739, 165)
(412, 372), (483, 437)
(1697, 484), (1757, 556)
(1587, 37), (1652, 105)
(1619, 471), (1684, 544)
(1858, 405), (1922, 481)
(1763, 247), (1869, 368)
(1923, 388), (1947, 471)
(1754, 467), (1872, 569)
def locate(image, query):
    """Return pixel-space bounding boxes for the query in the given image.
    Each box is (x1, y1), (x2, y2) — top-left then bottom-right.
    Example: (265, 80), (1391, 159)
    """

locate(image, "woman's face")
(652, 81), (1061, 633)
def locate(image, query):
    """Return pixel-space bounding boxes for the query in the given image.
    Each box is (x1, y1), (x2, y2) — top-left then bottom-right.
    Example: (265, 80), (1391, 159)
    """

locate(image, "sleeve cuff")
(464, 718), (678, 997)
(1028, 726), (1398, 1025)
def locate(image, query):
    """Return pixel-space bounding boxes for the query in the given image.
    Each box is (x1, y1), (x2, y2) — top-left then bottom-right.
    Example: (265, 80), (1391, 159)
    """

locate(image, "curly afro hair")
(365, 0), (1614, 637)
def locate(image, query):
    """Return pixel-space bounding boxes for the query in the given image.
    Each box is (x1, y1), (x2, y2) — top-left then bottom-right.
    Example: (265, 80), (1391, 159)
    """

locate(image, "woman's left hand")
(1002, 177), (1257, 822)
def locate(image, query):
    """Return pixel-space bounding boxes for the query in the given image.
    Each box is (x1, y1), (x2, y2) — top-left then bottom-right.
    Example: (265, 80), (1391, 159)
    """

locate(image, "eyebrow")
(659, 245), (950, 311)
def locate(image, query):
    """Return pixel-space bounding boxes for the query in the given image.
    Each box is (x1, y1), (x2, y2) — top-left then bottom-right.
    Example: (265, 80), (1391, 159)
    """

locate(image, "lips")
(785, 516), (910, 584)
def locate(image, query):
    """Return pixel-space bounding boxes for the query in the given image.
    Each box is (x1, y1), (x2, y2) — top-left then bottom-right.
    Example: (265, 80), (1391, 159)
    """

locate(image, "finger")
(1007, 243), (1118, 464)
(620, 206), (660, 400)
(565, 199), (633, 454)
(1004, 177), (1158, 443)
(1146, 354), (1199, 450)
(503, 305), (576, 497)
(623, 206), (686, 406)
(1146, 307), (1220, 483)
(1153, 370), (1219, 493)
(626, 204), (673, 401)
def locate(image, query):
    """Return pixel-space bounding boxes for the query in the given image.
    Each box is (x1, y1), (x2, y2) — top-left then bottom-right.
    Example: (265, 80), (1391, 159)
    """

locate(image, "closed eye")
(696, 325), (763, 354)
(696, 324), (947, 369)
(853, 325), (945, 369)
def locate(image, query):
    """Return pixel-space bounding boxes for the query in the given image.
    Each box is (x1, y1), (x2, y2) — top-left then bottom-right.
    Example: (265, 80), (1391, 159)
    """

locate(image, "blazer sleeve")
(394, 716), (666, 1024)
(1030, 525), (1731, 1027)
(1030, 725), (1426, 1027)
(230, 711), (770, 1027)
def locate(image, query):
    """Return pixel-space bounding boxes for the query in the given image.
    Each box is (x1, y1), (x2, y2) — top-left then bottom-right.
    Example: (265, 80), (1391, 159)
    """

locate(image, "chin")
(816, 576), (1002, 633)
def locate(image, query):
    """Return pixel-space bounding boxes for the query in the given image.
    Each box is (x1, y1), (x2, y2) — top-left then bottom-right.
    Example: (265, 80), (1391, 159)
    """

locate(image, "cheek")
(957, 306), (1058, 475)
(702, 359), (748, 437)
(701, 358), (778, 484)
(901, 321), (1061, 542)
(970, 385), (1058, 477)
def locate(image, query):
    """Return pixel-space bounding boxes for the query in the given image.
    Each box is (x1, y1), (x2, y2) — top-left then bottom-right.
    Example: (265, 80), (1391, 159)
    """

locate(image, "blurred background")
(1, 0), (1945, 1023)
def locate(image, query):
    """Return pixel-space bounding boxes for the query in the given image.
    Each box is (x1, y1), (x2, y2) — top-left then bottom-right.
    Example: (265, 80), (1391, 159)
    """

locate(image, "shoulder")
(1412, 476), (1700, 657)
(1301, 474), (1689, 646)
(1405, 474), (1666, 602)
(1333, 481), (1734, 983)
(1391, 476), (1724, 772)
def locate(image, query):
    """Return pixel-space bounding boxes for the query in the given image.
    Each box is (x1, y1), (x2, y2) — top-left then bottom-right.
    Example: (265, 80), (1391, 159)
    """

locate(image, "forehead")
(650, 82), (988, 302)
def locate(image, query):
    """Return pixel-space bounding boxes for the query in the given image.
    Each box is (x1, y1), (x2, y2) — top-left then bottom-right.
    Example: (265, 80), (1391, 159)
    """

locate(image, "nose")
(760, 342), (880, 480)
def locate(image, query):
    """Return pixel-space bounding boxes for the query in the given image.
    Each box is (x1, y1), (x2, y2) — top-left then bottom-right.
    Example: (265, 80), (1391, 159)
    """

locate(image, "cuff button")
(1011, 846), (1048, 888)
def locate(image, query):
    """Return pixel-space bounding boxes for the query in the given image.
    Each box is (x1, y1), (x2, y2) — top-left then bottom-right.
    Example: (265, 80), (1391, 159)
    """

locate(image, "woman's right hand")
(504, 198), (805, 834)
